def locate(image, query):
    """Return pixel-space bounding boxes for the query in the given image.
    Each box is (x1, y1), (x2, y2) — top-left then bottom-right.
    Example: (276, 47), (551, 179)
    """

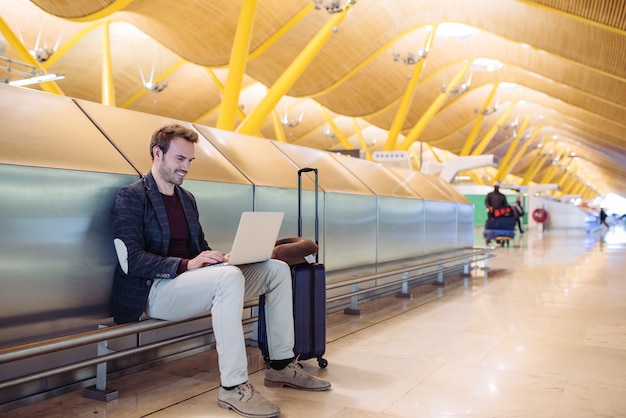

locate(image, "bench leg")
(461, 257), (472, 277)
(246, 305), (261, 348)
(432, 264), (446, 287)
(84, 325), (119, 402)
(396, 272), (411, 298)
(344, 284), (362, 315)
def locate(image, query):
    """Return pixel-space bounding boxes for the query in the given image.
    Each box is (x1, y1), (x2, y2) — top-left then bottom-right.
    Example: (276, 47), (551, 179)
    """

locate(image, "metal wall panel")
(0, 165), (135, 347)
(377, 196), (425, 263)
(457, 203), (475, 247)
(324, 193), (378, 275)
(423, 201), (458, 254)
(182, 180), (254, 252)
(249, 186), (325, 263)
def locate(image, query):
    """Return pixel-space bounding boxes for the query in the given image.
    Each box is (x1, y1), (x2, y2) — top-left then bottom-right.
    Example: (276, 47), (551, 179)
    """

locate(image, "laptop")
(218, 211), (284, 266)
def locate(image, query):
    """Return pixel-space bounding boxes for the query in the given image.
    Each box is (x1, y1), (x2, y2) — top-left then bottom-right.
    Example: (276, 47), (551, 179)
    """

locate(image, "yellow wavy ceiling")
(1, 0), (625, 199)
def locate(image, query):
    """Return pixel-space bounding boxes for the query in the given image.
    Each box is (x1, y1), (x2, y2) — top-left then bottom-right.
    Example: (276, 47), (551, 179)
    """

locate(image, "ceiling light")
(30, 47), (55, 63)
(280, 111), (304, 128)
(392, 50), (427, 65)
(472, 58), (503, 72)
(8, 73), (65, 87)
(324, 124), (337, 139)
(442, 72), (472, 96)
(139, 57), (168, 93)
(143, 80), (167, 93)
(437, 23), (478, 40)
(1, 56), (65, 86)
(498, 83), (520, 91)
(313, 0), (355, 13)
(475, 102), (498, 115)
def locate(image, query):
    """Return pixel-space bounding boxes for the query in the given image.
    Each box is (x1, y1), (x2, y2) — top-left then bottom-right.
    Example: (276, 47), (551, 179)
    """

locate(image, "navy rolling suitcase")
(258, 167), (328, 369)
(485, 216), (516, 230)
(483, 214), (516, 246)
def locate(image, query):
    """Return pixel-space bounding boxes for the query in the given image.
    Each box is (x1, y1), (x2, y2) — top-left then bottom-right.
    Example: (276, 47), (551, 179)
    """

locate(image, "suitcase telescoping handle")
(297, 167), (319, 262)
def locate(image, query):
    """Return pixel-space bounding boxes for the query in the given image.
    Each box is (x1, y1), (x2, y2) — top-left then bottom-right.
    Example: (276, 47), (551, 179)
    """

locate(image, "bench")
(0, 246), (493, 407)
(327, 247), (494, 314)
(0, 310), (252, 400)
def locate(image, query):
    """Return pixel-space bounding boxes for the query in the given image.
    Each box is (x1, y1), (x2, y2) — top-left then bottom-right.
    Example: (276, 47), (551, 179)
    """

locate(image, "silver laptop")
(219, 211), (284, 266)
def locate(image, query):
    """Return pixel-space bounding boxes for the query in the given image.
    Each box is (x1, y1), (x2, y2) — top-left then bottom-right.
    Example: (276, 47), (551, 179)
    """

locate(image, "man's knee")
(268, 260), (292, 287)
(217, 266), (246, 292)
(268, 259), (290, 275)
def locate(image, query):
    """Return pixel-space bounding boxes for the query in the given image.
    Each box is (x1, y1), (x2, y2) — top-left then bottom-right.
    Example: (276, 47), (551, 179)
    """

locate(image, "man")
(512, 196), (525, 233)
(111, 124), (330, 418)
(599, 208), (609, 228)
(484, 181), (510, 218)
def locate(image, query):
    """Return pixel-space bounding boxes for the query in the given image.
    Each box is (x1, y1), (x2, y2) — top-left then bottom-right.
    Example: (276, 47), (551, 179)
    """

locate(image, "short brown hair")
(149, 123), (198, 159)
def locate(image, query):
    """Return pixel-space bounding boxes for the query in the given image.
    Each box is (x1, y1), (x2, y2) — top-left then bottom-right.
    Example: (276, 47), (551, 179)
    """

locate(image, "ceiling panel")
(1, 0), (624, 198)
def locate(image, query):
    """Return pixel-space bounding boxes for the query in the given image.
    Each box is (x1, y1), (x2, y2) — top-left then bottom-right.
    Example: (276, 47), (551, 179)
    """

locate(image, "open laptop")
(217, 211), (284, 266)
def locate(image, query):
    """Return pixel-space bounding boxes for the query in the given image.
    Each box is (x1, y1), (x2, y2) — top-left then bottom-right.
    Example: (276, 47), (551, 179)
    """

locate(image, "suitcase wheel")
(317, 357), (328, 369)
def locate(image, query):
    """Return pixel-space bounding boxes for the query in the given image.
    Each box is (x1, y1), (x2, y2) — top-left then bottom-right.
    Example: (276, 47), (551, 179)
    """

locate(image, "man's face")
(155, 137), (195, 186)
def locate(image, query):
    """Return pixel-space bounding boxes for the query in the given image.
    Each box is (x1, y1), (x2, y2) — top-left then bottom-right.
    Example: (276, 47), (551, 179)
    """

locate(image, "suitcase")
(484, 228), (515, 241)
(483, 216), (517, 247)
(484, 215), (516, 246)
(485, 216), (516, 231)
(258, 167), (328, 369)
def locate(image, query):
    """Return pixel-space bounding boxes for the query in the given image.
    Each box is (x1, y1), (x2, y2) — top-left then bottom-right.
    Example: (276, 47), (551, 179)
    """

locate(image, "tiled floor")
(4, 225), (626, 417)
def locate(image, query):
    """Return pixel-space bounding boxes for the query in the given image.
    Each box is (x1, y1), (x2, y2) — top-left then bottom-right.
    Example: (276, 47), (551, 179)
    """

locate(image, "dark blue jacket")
(111, 172), (209, 324)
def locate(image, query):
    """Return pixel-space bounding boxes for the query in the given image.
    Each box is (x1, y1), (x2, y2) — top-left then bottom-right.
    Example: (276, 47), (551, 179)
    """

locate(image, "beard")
(158, 163), (185, 186)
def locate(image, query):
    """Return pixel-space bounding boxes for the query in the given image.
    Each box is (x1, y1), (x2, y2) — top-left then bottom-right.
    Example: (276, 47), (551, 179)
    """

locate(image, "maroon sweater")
(161, 193), (190, 274)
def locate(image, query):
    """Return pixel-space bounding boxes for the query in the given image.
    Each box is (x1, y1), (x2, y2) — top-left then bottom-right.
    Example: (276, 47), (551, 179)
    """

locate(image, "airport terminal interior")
(1, 1), (626, 417)
(5, 226), (626, 417)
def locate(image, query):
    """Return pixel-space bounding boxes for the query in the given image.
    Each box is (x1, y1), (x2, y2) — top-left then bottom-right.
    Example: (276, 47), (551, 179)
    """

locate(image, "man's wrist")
(177, 259), (189, 274)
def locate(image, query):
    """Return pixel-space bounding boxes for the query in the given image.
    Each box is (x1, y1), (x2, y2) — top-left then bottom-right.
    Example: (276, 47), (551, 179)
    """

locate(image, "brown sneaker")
(217, 382), (280, 418)
(265, 360), (331, 391)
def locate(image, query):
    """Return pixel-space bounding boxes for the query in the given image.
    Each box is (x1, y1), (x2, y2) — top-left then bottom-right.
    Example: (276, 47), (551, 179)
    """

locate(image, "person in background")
(599, 207), (609, 228)
(512, 196), (525, 233)
(111, 123), (330, 418)
(485, 181), (509, 218)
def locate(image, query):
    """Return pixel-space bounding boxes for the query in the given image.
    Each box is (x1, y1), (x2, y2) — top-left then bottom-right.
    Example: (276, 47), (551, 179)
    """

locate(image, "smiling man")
(110, 124), (330, 418)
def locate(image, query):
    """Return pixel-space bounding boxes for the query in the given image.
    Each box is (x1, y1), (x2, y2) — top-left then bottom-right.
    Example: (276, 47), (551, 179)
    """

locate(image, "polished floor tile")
(4, 226), (626, 417)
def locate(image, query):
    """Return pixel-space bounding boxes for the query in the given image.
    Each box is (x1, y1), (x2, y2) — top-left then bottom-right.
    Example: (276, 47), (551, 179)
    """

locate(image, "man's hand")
(188, 250), (226, 270)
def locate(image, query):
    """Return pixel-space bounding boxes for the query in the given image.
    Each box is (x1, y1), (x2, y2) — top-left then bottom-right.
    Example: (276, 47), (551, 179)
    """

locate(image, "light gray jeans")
(146, 259), (294, 387)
